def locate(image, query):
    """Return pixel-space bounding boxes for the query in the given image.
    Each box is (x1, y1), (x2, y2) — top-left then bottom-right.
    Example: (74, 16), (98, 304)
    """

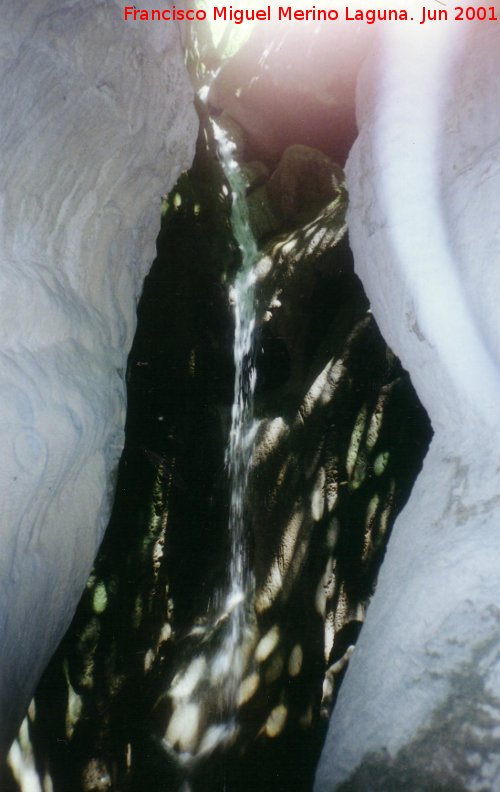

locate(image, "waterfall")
(210, 119), (259, 700)
(163, 119), (261, 760)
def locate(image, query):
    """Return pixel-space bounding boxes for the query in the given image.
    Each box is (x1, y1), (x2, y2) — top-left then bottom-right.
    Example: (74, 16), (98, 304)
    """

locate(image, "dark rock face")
(13, 114), (238, 792)
(266, 145), (343, 229)
(247, 176), (431, 749)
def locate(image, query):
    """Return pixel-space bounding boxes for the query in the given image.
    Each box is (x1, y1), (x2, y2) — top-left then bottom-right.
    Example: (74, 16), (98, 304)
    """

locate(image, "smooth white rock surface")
(316, 21), (500, 791)
(0, 0), (196, 751)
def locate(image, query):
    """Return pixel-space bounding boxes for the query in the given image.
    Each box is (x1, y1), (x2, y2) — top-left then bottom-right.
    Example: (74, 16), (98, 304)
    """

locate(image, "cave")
(1, 6), (500, 792)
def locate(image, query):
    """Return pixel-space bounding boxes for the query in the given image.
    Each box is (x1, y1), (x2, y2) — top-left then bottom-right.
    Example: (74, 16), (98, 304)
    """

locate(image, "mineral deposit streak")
(212, 119), (259, 702)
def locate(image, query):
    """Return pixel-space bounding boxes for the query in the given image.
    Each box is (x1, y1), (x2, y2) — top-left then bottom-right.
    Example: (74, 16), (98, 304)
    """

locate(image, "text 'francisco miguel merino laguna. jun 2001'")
(123, 3), (499, 25)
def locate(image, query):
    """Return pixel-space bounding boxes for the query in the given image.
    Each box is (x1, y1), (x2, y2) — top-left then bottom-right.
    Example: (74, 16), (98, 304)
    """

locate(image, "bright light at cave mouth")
(207, 0), (459, 37)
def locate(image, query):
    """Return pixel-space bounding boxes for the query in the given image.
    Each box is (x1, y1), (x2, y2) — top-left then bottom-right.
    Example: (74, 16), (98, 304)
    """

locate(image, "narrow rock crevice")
(5, 20), (436, 792)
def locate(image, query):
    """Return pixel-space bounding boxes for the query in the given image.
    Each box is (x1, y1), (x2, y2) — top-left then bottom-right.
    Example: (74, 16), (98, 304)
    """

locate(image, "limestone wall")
(315, 21), (500, 791)
(0, 0), (196, 752)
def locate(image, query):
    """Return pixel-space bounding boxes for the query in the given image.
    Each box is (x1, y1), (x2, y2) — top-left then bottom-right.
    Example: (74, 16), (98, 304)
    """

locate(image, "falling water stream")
(164, 117), (261, 761)
(211, 119), (260, 698)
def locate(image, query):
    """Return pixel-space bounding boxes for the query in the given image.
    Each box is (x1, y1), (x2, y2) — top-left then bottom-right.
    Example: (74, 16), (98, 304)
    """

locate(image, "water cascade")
(210, 120), (260, 702)
(163, 118), (261, 761)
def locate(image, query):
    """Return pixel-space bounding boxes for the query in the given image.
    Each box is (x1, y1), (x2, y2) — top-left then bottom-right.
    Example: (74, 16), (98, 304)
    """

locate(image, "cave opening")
(5, 18), (432, 792)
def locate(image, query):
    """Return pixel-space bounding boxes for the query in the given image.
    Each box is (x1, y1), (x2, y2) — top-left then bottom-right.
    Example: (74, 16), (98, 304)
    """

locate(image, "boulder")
(267, 144), (343, 229)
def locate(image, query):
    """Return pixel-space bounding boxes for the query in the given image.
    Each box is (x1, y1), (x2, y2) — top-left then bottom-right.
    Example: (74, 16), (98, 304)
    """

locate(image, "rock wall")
(0, 0), (196, 756)
(315, 21), (500, 791)
(21, 84), (429, 790)
(4, 17), (453, 790)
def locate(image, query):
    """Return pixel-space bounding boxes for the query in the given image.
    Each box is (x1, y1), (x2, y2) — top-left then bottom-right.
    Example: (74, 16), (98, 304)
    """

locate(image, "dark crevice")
(8, 27), (433, 792)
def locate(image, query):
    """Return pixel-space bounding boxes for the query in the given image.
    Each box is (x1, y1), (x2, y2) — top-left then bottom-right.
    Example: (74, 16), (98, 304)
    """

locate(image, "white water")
(163, 120), (261, 759)
(211, 120), (260, 700)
